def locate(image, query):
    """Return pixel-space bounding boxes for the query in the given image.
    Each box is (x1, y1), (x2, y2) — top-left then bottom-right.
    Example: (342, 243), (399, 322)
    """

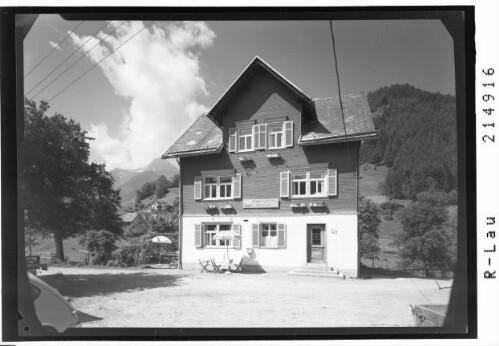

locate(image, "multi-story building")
(162, 57), (377, 277)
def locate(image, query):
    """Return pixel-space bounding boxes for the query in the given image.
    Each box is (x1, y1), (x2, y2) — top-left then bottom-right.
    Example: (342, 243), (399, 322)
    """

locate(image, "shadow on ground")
(58, 272), (184, 298)
(76, 310), (103, 323)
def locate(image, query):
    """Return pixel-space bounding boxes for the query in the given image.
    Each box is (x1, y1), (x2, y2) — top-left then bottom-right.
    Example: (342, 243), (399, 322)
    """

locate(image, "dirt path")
(39, 266), (452, 328)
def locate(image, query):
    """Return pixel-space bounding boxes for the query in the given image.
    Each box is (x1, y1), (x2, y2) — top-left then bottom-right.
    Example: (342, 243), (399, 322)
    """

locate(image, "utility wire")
(29, 21), (126, 101)
(24, 21), (85, 78)
(329, 20), (348, 140)
(26, 21), (110, 97)
(47, 22), (152, 103)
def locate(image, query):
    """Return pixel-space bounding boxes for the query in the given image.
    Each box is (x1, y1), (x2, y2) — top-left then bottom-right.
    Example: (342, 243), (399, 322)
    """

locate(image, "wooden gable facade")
(179, 63), (359, 216)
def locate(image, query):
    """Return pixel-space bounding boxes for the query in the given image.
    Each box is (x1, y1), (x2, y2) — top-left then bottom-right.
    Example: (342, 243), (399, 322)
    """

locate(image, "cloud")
(69, 21), (215, 170)
(48, 40), (62, 50)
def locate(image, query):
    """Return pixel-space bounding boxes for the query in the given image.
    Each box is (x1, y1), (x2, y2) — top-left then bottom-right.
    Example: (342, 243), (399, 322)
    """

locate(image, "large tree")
(358, 197), (382, 267)
(396, 190), (455, 276)
(20, 99), (122, 261)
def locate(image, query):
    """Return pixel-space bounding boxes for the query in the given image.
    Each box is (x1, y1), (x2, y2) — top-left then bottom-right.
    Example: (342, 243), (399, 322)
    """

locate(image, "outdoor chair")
(211, 258), (222, 274)
(231, 257), (243, 273)
(199, 259), (212, 273)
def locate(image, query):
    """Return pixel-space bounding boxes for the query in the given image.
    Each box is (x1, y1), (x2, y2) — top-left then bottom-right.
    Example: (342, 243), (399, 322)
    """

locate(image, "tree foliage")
(79, 230), (118, 265)
(20, 99), (122, 260)
(358, 197), (382, 267)
(155, 175), (169, 198)
(396, 190), (455, 276)
(360, 84), (457, 199)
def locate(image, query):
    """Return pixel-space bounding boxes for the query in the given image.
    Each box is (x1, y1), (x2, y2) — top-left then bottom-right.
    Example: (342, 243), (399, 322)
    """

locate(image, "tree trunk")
(54, 233), (65, 261)
(371, 258), (375, 268)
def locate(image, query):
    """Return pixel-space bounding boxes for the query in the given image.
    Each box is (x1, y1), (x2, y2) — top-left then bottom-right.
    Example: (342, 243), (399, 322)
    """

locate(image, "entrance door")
(307, 224), (326, 263)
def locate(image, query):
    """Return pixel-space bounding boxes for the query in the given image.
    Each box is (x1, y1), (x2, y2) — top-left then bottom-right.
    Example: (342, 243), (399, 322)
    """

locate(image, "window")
(309, 171), (326, 196)
(253, 124), (267, 149)
(204, 177), (217, 199)
(203, 176), (233, 200)
(204, 224), (231, 247)
(261, 223), (278, 248)
(238, 127), (253, 152)
(219, 176), (232, 198)
(291, 171), (327, 198)
(252, 223), (287, 248)
(268, 123), (284, 149)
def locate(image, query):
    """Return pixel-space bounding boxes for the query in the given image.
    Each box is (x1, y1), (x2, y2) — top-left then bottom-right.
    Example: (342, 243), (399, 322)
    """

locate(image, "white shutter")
(280, 171), (290, 198)
(327, 168), (338, 196)
(194, 224), (203, 248)
(229, 128), (237, 152)
(232, 224), (241, 249)
(284, 121), (293, 147)
(252, 224), (260, 247)
(194, 177), (202, 200)
(233, 174), (242, 199)
(277, 224), (287, 248)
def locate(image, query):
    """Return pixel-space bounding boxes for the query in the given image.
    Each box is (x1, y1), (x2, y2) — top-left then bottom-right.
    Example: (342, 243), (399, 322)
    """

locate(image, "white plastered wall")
(182, 214), (358, 277)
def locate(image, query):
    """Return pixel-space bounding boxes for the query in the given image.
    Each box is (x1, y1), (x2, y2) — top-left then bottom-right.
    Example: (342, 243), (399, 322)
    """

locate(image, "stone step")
(288, 269), (345, 279)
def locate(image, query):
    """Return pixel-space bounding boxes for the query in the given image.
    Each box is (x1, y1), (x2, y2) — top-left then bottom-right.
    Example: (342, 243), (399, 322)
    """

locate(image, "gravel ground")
(38, 266), (452, 328)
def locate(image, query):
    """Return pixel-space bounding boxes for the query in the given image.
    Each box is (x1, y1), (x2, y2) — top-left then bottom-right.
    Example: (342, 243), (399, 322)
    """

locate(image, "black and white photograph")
(1, 4), (486, 342)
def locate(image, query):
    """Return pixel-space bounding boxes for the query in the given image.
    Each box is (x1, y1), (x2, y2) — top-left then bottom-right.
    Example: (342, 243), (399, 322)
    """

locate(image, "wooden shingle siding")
(180, 69), (359, 216)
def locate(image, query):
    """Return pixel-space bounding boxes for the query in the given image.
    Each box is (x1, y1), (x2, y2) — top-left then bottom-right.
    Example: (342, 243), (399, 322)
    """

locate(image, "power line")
(24, 21), (85, 78)
(26, 21), (110, 97)
(47, 22), (152, 103)
(329, 20), (348, 140)
(28, 21), (126, 101)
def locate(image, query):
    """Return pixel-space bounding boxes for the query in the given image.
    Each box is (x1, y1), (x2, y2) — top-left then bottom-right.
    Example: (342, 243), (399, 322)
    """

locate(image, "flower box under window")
(221, 204), (234, 209)
(238, 155), (252, 162)
(309, 201), (326, 208)
(290, 202), (307, 208)
(266, 152), (281, 159)
(204, 204), (218, 210)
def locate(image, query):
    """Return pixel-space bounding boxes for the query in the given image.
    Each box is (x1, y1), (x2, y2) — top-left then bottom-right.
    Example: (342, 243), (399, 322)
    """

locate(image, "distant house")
(162, 57), (377, 277)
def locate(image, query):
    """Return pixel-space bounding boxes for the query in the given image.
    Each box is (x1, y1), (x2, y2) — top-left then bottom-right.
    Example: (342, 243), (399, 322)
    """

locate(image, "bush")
(384, 215), (394, 221)
(359, 197), (382, 266)
(79, 230), (117, 265)
(116, 243), (141, 267)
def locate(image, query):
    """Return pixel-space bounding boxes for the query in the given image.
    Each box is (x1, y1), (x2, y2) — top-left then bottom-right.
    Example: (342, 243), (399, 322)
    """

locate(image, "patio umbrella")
(151, 235), (172, 264)
(213, 230), (241, 264)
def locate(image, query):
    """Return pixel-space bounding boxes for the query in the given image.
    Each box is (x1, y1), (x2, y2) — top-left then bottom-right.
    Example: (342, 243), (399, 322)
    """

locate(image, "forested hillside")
(360, 84), (457, 199)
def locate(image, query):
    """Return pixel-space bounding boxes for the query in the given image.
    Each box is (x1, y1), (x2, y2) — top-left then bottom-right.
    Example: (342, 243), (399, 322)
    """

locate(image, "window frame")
(237, 126), (254, 152)
(203, 176), (234, 200)
(268, 122), (285, 150)
(260, 223), (278, 248)
(203, 223), (232, 248)
(291, 170), (328, 198)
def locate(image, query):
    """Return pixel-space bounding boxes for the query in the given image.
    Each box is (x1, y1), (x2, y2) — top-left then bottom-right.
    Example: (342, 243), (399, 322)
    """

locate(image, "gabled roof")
(161, 113), (223, 159)
(208, 56), (313, 123)
(299, 92), (377, 145)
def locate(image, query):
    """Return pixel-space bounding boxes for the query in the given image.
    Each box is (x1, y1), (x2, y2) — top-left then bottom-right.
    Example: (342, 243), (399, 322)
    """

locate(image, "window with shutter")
(277, 224), (287, 248)
(233, 174), (242, 199)
(284, 121), (293, 147)
(280, 171), (290, 198)
(327, 168), (338, 196)
(194, 177), (202, 200)
(253, 124), (267, 149)
(232, 224), (241, 249)
(229, 128), (237, 152)
(194, 224), (203, 248)
(252, 224), (260, 247)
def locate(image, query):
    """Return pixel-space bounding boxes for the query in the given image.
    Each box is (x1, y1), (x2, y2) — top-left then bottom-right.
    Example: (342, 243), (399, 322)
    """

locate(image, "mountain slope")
(360, 84), (457, 199)
(111, 158), (179, 206)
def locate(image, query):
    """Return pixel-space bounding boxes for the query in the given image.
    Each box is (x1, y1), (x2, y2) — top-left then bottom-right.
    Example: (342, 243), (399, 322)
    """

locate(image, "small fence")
(26, 252), (56, 264)
(361, 264), (454, 279)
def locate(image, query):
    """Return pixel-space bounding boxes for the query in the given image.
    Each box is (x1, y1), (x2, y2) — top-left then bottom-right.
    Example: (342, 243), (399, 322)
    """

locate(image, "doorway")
(307, 224), (326, 263)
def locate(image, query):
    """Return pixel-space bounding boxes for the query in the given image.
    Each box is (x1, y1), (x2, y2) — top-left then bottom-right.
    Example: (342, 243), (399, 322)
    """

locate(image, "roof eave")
(161, 143), (224, 159)
(298, 131), (378, 146)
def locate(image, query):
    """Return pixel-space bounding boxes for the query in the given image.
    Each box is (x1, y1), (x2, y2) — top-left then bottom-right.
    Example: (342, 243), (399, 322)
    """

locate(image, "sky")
(24, 16), (455, 171)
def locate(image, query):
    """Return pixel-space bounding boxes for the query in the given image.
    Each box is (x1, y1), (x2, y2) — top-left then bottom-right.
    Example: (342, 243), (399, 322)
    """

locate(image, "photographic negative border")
(1, 6), (476, 341)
